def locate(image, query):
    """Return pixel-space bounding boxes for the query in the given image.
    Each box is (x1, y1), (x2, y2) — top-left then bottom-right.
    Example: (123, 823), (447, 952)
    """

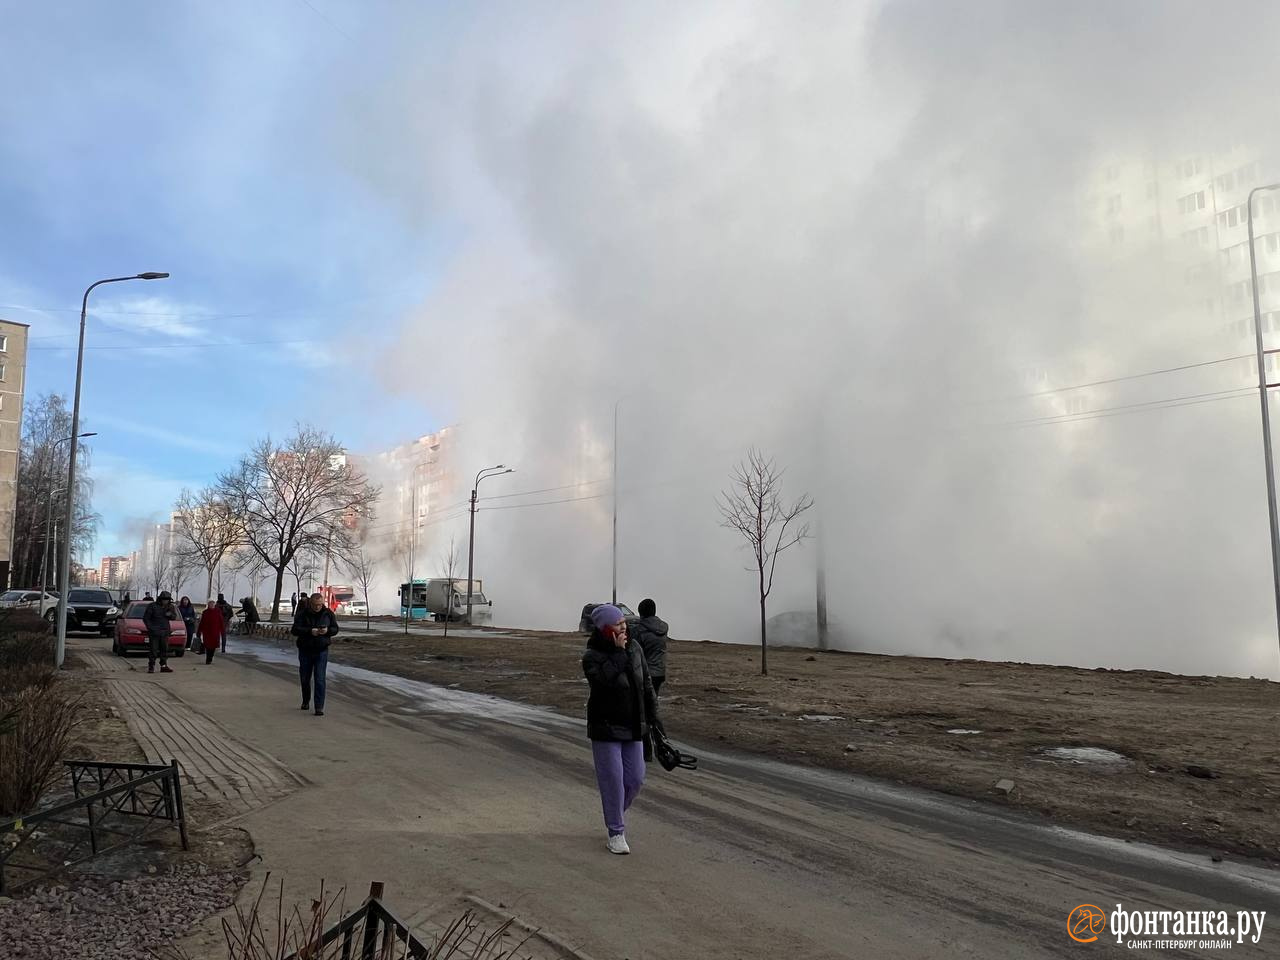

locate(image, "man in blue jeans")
(291, 592), (339, 716)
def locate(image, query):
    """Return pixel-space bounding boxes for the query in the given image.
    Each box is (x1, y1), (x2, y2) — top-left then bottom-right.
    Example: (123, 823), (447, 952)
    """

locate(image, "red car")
(112, 602), (187, 658)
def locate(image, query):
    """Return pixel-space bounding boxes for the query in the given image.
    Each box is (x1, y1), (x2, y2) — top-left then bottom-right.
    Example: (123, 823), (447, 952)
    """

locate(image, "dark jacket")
(628, 615), (670, 678)
(142, 600), (173, 639)
(178, 601), (197, 626)
(216, 599), (234, 626)
(581, 629), (659, 742)
(239, 599), (259, 624)
(292, 604), (339, 656)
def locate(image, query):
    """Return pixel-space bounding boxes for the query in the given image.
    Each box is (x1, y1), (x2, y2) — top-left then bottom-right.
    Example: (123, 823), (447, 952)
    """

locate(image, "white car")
(342, 599), (368, 616)
(0, 589), (57, 611)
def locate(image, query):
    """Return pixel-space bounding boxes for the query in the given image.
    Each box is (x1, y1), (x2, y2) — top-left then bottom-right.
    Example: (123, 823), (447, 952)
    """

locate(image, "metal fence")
(0, 758), (188, 894)
(285, 882), (433, 960)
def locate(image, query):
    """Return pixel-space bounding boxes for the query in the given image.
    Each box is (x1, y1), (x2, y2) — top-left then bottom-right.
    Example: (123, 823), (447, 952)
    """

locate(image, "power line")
(482, 477), (611, 501)
(1002, 354), (1256, 400)
(480, 492), (610, 511)
(28, 338), (318, 352)
(992, 386), (1256, 429)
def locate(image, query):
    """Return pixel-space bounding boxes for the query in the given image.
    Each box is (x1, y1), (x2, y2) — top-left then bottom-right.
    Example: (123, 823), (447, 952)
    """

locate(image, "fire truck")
(318, 584), (356, 613)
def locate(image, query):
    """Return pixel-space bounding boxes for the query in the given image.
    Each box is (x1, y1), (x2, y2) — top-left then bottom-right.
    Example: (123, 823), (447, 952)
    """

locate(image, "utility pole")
(1248, 182), (1280, 662)
(466, 465), (513, 625)
(612, 399), (619, 605)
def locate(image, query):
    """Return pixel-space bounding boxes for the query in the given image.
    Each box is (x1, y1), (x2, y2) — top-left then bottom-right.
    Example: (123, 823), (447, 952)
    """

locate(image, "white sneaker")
(606, 834), (631, 855)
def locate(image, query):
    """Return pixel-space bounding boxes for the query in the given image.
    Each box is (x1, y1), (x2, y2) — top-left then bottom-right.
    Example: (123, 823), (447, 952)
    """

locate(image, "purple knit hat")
(590, 603), (625, 631)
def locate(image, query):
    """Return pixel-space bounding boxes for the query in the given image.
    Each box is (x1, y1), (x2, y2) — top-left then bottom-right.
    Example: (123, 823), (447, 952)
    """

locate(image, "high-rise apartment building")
(99, 554), (132, 589)
(368, 427), (459, 556)
(0, 319), (29, 588)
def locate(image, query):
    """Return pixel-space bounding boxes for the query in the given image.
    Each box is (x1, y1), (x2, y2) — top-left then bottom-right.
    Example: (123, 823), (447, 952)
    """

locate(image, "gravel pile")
(0, 865), (238, 959)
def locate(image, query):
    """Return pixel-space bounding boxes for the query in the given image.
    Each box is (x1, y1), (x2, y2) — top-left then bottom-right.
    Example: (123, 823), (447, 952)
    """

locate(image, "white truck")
(424, 578), (492, 625)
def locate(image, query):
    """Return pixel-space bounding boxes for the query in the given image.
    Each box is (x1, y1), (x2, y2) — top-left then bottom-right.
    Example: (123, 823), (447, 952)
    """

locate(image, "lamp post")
(56, 273), (167, 667)
(612, 400), (619, 605)
(405, 460), (429, 633)
(1247, 185), (1280, 662)
(40, 433), (95, 608)
(466, 465), (513, 625)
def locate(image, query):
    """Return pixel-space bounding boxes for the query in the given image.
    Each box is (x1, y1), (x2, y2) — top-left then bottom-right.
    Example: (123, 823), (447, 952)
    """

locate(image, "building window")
(1178, 158), (1203, 179)
(1183, 226), (1210, 246)
(0, 335), (7, 352)
(1267, 234), (1280, 255)
(1178, 191), (1207, 214)
(1106, 194), (1122, 215)
(0, 361), (6, 381)
(1217, 203), (1248, 229)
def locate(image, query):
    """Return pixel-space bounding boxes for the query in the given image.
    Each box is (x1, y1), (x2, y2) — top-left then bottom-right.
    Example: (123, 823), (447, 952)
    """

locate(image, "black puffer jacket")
(628, 615), (669, 678)
(581, 629), (660, 742)
(291, 605), (339, 656)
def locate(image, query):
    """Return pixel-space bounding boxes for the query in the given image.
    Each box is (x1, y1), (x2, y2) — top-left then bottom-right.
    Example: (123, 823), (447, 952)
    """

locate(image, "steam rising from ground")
(353, 2), (1280, 677)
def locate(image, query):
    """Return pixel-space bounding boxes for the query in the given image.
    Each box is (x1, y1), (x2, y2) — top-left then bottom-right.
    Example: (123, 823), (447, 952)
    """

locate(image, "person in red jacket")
(197, 600), (225, 665)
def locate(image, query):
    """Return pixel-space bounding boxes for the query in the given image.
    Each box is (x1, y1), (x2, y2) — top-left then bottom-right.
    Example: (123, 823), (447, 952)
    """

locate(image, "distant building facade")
(0, 319), (29, 588)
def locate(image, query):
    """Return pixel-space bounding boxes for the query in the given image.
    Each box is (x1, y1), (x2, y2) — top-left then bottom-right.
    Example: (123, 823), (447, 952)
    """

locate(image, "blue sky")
(3, 2), (459, 558)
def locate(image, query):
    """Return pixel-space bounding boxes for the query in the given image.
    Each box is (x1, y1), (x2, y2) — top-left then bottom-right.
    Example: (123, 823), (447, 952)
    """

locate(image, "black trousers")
(652, 676), (665, 695)
(147, 633), (168, 666)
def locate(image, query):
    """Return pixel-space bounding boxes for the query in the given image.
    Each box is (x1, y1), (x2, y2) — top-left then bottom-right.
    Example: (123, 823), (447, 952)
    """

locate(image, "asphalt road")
(133, 638), (1280, 959)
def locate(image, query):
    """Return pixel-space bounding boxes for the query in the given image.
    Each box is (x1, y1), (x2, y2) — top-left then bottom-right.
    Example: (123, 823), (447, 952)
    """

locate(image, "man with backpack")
(628, 598), (671, 695)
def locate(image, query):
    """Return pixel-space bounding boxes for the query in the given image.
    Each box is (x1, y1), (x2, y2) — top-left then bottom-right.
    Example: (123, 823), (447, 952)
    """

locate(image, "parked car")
(43, 588), (121, 636)
(578, 602), (636, 634)
(0, 589), (56, 611)
(112, 601), (186, 658)
(343, 598), (368, 617)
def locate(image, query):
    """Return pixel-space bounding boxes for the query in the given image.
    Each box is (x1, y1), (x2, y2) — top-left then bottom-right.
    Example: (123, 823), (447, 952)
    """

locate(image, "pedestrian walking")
(121, 591), (130, 606)
(292, 592), (338, 717)
(627, 598), (670, 695)
(178, 596), (198, 651)
(216, 594), (234, 652)
(290, 590), (298, 611)
(142, 591), (176, 674)
(581, 603), (660, 855)
(197, 600), (224, 665)
(238, 596), (260, 636)
(143, 592), (154, 601)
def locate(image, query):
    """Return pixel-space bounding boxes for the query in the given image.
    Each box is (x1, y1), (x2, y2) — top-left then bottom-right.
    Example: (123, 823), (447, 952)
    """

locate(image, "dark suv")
(44, 588), (122, 636)
(578, 602), (636, 634)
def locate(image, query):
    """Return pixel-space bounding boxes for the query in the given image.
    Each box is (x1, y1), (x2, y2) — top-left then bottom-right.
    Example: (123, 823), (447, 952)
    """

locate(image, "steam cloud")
(334, 1), (1280, 677)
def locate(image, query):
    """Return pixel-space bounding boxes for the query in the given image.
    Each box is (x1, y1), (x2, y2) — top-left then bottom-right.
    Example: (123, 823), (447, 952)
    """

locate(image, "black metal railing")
(285, 882), (433, 960)
(0, 758), (188, 894)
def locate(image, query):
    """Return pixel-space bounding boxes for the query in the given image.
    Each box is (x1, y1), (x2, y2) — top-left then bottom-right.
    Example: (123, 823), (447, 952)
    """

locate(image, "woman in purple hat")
(581, 603), (661, 854)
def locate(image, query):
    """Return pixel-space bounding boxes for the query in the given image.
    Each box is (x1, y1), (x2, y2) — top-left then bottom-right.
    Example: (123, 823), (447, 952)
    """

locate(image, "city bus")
(399, 580), (429, 620)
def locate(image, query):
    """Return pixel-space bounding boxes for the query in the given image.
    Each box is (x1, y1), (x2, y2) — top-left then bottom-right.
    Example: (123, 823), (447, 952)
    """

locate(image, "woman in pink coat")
(197, 601), (225, 665)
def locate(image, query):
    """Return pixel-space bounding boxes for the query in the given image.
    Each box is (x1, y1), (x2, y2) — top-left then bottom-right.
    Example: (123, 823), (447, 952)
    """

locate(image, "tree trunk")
(758, 564), (768, 676)
(270, 567), (286, 623)
(205, 567), (214, 601)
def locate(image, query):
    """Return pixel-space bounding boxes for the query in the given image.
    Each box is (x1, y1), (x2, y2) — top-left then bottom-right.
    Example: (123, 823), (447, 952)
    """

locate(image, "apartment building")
(0, 319), (29, 588)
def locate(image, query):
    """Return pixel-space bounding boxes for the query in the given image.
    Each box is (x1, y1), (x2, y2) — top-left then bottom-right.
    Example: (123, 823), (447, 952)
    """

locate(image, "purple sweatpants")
(591, 739), (646, 836)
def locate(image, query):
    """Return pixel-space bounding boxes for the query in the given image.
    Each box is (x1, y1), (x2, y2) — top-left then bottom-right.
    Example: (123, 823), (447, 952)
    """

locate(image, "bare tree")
(438, 534), (461, 639)
(717, 447), (814, 676)
(173, 488), (242, 599)
(145, 525), (174, 597)
(344, 541), (377, 632)
(171, 544), (198, 601)
(217, 426), (379, 623)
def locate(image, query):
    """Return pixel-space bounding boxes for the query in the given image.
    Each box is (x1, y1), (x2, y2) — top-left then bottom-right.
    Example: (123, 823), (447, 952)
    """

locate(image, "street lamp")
(612, 400), (620, 605)
(405, 460), (430, 633)
(1247, 185), (1280, 663)
(466, 464), (513, 625)
(56, 274), (168, 667)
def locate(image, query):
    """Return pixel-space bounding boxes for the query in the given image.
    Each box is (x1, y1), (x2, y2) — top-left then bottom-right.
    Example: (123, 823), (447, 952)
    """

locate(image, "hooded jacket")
(291, 603), (339, 656)
(628, 615), (670, 678)
(142, 598), (175, 639)
(581, 628), (660, 742)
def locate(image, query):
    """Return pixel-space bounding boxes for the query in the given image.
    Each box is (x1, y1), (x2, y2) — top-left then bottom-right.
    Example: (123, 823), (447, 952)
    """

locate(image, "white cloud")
(91, 294), (208, 341)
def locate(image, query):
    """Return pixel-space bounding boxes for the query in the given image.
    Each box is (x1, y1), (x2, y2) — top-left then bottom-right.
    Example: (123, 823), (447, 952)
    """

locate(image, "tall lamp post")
(1248, 185), (1280, 662)
(612, 400), (619, 605)
(56, 273), (168, 667)
(40, 432), (96, 606)
(405, 460), (429, 633)
(466, 464), (513, 625)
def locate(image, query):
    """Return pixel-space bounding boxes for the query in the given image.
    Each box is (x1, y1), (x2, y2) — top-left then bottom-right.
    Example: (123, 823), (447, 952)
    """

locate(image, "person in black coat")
(291, 592), (339, 716)
(627, 598), (670, 695)
(581, 603), (660, 855)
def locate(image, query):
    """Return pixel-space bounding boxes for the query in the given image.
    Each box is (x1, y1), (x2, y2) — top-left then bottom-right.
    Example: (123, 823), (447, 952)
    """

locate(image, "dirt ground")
(312, 621), (1280, 863)
(3, 654), (254, 894)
